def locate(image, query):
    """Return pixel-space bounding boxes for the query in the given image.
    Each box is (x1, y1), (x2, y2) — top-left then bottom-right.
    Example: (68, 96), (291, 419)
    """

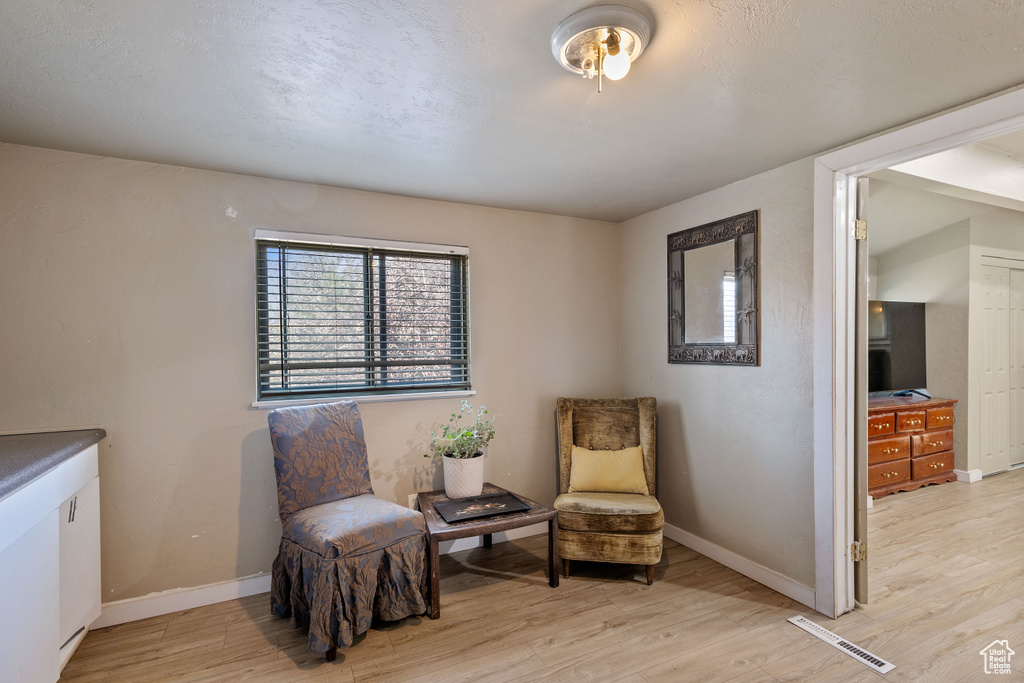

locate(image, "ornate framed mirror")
(667, 210), (759, 365)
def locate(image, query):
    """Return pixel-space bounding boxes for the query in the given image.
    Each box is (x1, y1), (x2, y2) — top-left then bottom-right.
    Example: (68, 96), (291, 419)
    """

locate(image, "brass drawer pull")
(905, 419), (922, 426)
(934, 416), (950, 421)
(882, 447), (900, 454)
(927, 441), (943, 448)
(881, 471), (901, 479)
(929, 463), (943, 469)
(872, 424), (889, 430)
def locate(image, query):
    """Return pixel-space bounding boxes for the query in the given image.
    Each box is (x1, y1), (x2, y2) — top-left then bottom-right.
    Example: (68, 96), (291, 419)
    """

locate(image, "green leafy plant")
(424, 400), (496, 459)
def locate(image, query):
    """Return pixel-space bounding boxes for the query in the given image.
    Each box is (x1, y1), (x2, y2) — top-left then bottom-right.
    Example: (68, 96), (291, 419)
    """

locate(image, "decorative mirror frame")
(667, 210), (759, 365)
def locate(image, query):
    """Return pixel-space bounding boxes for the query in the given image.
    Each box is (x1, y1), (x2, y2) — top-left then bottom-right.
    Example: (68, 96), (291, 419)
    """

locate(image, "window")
(255, 231), (469, 400)
(722, 271), (736, 344)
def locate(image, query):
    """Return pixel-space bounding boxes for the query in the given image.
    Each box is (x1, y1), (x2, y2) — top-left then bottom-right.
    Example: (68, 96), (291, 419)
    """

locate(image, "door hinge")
(850, 541), (867, 562)
(853, 220), (867, 240)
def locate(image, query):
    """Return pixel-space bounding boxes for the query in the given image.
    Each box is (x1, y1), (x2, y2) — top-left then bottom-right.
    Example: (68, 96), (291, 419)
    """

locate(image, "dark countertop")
(0, 429), (106, 499)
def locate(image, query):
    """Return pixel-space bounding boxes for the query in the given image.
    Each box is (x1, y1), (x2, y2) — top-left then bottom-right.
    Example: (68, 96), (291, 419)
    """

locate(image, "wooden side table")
(417, 482), (558, 619)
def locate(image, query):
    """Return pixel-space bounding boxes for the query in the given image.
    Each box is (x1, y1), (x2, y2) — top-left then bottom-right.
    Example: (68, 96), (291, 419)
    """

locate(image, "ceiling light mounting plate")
(551, 5), (651, 78)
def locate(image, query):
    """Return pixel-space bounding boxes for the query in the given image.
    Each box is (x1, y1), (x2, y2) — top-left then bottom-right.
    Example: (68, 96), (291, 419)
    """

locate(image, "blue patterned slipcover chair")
(267, 401), (428, 659)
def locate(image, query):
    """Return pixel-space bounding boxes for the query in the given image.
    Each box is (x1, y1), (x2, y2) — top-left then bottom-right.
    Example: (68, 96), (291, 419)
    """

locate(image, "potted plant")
(424, 401), (495, 499)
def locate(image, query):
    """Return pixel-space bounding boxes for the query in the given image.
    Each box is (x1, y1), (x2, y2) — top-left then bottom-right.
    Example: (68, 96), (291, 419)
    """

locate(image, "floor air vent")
(787, 615), (895, 674)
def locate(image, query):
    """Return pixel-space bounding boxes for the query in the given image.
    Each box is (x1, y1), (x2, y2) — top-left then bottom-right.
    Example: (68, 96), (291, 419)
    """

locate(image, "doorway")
(863, 147), (1024, 483)
(860, 155), (1024, 610)
(812, 85), (1024, 618)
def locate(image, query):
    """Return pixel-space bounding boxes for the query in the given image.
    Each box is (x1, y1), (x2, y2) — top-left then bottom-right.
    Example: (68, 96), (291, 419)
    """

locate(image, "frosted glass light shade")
(603, 50), (631, 80)
(552, 5), (651, 78)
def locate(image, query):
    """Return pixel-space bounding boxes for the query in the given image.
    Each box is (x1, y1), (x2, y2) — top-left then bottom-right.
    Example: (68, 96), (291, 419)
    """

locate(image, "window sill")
(251, 390), (477, 409)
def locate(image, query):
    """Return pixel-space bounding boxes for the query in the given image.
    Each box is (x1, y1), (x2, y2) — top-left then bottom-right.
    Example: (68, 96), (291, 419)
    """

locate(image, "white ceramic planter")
(442, 453), (484, 499)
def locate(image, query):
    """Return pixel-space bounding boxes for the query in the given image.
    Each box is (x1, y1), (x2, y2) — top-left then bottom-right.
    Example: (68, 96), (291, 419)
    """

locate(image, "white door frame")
(812, 85), (1024, 617)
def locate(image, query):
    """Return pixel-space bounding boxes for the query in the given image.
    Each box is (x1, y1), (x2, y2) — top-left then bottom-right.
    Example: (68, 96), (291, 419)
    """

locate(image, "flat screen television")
(868, 300), (927, 396)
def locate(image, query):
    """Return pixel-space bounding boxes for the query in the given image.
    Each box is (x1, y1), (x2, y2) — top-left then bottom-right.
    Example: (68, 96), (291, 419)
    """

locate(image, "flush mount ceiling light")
(551, 5), (652, 93)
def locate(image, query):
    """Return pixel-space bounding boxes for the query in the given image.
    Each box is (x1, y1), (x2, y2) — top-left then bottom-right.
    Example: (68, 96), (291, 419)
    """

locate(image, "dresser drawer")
(868, 413), (895, 437)
(869, 459), (911, 489)
(927, 406), (955, 430)
(911, 429), (954, 457)
(868, 435), (910, 465)
(912, 450), (954, 479)
(897, 411), (927, 432)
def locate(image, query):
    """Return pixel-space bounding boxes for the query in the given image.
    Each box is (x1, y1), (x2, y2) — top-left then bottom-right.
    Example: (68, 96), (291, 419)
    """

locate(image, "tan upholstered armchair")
(554, 397), (663, 584)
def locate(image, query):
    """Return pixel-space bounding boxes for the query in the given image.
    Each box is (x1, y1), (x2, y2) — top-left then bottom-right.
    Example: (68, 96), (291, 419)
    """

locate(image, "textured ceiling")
(980, 129), (1024, 160)
(866, 129), (1024, 255)
(864, 178), (998, 256)
(2, 1), (1024, 222)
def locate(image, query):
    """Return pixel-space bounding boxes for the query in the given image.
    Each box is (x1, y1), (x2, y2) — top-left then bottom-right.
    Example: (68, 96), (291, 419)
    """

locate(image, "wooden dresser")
(867, 396), (957, 498)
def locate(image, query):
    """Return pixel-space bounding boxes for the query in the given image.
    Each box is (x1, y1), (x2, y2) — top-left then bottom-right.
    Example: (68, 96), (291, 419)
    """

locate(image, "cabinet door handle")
(68, 496), (77, 524)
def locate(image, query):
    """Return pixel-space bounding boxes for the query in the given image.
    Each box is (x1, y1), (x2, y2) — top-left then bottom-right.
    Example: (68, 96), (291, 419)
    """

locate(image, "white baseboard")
(93, 573), (272, 628)
(96, 522), (813, 628)
(93, 523), (549, 629)
(955, 469), (983, 483)
(663, 523), (816, 610)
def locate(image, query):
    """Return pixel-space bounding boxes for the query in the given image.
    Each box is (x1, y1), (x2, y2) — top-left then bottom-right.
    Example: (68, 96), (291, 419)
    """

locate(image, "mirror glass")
(667, 210), (759, 365)
(684, 239), (735, 343)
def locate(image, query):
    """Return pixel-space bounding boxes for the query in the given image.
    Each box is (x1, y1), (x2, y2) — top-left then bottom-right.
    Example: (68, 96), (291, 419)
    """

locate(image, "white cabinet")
(0, 510), (60, 683)
(0, 440), (101, 682)
(59, 474), (102, 666)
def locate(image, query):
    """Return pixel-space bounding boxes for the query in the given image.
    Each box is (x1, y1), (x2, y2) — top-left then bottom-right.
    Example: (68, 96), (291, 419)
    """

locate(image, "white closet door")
(980, 265), (1011, 475)
(1010, 269), (1024, 466)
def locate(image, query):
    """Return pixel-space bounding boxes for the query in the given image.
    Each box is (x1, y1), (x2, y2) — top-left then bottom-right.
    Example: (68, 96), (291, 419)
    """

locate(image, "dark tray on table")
(431, 491), (530, 523)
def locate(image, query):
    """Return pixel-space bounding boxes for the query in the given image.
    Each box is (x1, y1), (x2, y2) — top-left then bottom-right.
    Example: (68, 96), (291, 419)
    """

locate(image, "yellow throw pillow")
(568, 445), (649, 495)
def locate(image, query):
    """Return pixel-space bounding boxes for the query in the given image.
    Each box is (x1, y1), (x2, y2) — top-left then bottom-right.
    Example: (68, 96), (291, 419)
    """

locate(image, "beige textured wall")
(875, 220), (971, 469)
(618, 159), (816, 588)
(970, 209), (1024, 252)
(0, 142), (622, 601)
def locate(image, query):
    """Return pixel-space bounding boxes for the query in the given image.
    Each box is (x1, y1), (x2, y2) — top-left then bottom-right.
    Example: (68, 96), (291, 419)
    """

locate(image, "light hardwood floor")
(62, 469), (1024, 682)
